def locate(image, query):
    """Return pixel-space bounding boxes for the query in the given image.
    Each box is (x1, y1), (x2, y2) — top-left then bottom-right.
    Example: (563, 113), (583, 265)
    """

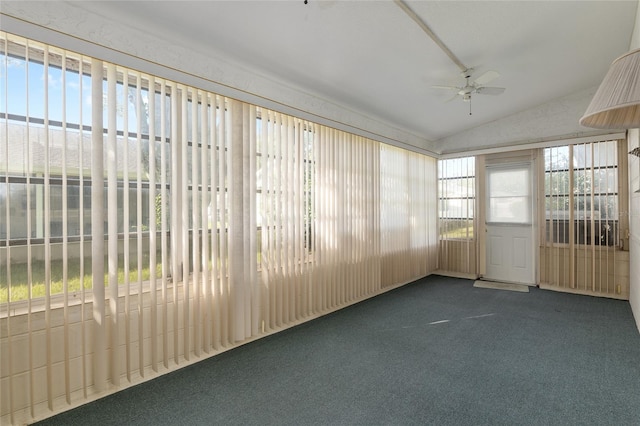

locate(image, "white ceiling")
(2, 1), (639, 153)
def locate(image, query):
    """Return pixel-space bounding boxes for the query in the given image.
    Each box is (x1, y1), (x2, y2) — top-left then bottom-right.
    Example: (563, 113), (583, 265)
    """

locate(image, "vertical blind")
(541, 140), (625, 296)
(437, 157), (476, 274)
(0, 32), (438, 424)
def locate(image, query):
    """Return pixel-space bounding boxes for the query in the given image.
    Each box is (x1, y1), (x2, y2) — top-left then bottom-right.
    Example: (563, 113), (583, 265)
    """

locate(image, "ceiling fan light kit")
(581, 48), (640, 129)
(393, 1), (505, 115)
(432, 68), (506, 115)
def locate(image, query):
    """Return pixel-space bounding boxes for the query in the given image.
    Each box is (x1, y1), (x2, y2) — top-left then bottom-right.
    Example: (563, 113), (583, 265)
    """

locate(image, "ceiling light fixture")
(580, 48), (640, 129)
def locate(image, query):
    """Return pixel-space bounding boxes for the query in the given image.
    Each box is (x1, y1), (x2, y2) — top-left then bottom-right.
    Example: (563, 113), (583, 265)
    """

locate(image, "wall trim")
(439, 132), (626, 159)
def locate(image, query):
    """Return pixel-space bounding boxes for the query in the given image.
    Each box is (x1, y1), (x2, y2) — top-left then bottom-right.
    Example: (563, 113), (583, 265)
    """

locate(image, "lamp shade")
(580, 48), (640, 129)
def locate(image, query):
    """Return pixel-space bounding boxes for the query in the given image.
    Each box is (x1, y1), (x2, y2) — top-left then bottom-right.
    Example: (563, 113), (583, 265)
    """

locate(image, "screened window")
(438, 157), (475, 239)
(544, 141), (619, 246)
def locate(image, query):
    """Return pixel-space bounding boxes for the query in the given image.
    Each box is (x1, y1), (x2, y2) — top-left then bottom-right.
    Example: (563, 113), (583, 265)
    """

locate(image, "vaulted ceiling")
(1, 1), (638, 154)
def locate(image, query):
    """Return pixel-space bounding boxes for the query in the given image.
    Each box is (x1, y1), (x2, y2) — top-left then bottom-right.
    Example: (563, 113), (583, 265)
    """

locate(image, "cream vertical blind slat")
(287, 114), (294, 319)
(218, 96), (229, 347)
(438, 160), (444, 270)
(274, 112), (283, 326)
(210, 94), (221, 350)
(323, 124), (329, 310)
(249, 105), (259, 335)
(548, 148), (554, 287)
(579, 144), (586, 289)
(229, 99), (243, 342)
(352, 136), (359, 299)
(358, 136), (365, 297)
(159, 79), (169, 369)
(310, 123), (317, 307)
(322, 125), (330, 308)
(271, 110), (279, 325)
(590, 143), (596, 291)
(598, 142), (604, 292)
(296, 121), (305, 318)
(311, 123), (319, 314)
(302, 121), (309, 316)
(244, 102), (252, 330)
(60, 49), (71, 405)
(568, 144), (575, 288)
(466, 157), (471, 272)
(551, 147), (558, 287)
(90, 58), (106, 393)
(212, 94), (220, 348)
(241, 103), (250, 337)
(148, 75), (158, 373)
(278, 111), (285, 323)
(191, 89), (201, 357)
(582, 144), (586, 291)
(285, 115), (294, 323)
(135, 73), (144, 377)
(180, 84), (190, 360)
(298, 120), (306, 316)
(327, 127), (335, 307)
(200, 90), (210, 354)
(559, 147), (564, 288)
(591, 142), (607, 292)
(41, 44), (54, 411)
(340, 132), (348, 304)
(60, 51), (71, 404)
(169, 82), (180, 364)
(290, 116), (298, 318)
(122, 67), (131, 382)
(106, 62), (120, 386)
(332, 128), (339, 306)
(605, 142), (610, 292)
(261, 109), (272, 330)
(2, 32), (15, 423)
(24, 40), (35, 418)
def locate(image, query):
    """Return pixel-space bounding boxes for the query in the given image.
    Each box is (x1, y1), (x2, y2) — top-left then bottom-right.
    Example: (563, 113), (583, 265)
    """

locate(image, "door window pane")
(487, 166), (531, 224)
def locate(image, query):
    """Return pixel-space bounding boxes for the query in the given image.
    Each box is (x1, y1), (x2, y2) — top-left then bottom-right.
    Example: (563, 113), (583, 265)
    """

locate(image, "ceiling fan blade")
(476, 86), (505, 95)
(445, 93), (460, 103)
(474, 70), (500, 85)
(432, 85), (460, 91)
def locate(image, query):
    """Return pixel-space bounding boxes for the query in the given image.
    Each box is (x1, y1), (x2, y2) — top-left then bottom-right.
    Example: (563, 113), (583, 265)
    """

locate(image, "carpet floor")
(35, 275), (640, 426)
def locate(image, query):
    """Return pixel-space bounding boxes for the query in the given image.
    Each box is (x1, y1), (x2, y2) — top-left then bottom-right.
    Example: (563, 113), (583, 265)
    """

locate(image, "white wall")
(628, 2), (640, 333)
(433, 86), (621, 155)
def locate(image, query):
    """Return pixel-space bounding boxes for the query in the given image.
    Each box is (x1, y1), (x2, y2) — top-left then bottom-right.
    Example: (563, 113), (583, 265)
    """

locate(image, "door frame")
(477, 153), (539, 285)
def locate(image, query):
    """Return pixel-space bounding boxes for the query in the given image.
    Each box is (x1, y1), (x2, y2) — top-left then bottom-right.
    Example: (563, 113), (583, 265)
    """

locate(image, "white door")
(484, 163), (535, 284)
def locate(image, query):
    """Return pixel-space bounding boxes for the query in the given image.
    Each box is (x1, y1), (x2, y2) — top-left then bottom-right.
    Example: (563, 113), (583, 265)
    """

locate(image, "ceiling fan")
(433, 69), (506, 114)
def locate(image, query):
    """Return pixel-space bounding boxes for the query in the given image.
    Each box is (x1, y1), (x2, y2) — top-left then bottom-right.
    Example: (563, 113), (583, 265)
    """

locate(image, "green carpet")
(35, 275), (640, 425)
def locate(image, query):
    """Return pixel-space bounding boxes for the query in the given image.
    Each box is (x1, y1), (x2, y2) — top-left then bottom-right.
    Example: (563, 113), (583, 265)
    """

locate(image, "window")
(544, 141), (619, 246)
(438, 157), (475, 239)
(1, 31), (440, 423)
(487, 165), (532, 224)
